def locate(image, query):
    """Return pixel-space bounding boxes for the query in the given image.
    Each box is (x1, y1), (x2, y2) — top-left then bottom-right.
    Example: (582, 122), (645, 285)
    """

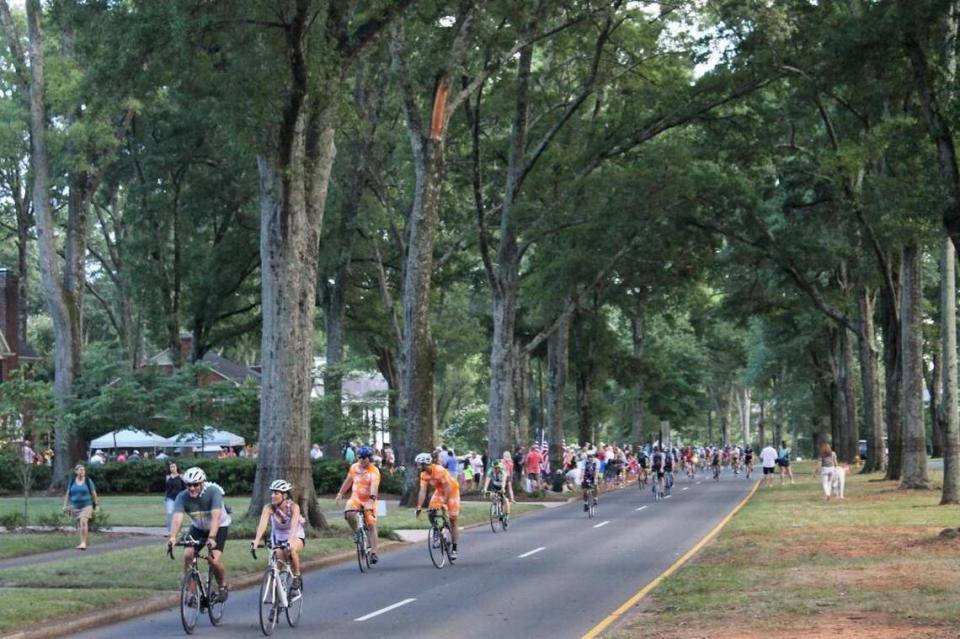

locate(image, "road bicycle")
(167, 536), (226, 635)
(487, 491), (508, 532)
(250, 540), (303, 635)
(344, 508), (374, 572)
(427, 507), (454, 568)
(583, 485), (598, 518)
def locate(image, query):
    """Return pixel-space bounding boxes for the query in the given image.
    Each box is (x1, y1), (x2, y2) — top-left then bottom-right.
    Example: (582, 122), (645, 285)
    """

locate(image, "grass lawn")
(0, 532), (109, 560)
(0, 587), (158, 633)
(610, 461), (960, 638)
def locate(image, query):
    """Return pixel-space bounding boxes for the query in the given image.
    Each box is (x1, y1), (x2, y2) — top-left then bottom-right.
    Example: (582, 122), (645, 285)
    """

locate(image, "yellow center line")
(581, 480), (761, 639)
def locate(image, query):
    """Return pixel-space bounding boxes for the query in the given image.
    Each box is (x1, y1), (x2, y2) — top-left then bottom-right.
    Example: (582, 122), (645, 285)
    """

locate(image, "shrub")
(0, 511), (26, 528)
(0, 449), (53, 494)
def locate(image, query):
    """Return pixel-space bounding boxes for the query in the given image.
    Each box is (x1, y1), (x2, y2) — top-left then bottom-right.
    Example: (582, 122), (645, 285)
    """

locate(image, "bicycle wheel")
(356, 527), (369, 573)
(206, 565), (225, 626)
(281, 570), (303, 627)
(258, 569), (278, 636)
(180, 570), (201, 635)
(489, 499), (502, 533)
(587, 496), (595, 518)
(428, 525), (446, 568)
(442, 525), (454, 563)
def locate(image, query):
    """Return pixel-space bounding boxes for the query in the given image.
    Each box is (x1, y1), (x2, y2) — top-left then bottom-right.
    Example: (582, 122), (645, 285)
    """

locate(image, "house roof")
(146, 348), (261, 385)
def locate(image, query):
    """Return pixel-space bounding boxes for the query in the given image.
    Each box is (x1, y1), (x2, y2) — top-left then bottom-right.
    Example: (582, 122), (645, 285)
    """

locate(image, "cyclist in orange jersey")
(414, 451), (461, 559)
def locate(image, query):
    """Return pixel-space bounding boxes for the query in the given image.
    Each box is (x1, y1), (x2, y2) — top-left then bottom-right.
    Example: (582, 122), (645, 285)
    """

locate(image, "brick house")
(0, 268), (38, 382)
(143, 333), (261, 387)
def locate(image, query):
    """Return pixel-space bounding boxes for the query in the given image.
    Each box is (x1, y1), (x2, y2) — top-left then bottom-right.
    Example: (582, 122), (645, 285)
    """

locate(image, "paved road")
(76, 472), (755, 639)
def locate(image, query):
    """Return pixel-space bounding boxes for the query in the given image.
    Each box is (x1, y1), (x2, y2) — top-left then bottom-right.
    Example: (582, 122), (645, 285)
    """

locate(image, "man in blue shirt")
(444, 447), (459, 480)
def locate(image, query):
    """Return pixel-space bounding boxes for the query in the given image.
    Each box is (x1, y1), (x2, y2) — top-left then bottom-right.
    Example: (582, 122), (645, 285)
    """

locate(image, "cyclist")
(335, 445), (381, 564)
(651, 446), (665, 497)
(731, 447), (741, 475)
(637, 448), (649, 486)
(167, 467), (231, 604)
(663, 447), (675, 495)
(711, 448), (722, 480)
(581, 449), (599, 511)
(482, 460), (514, 528)
(251, 479), (305, 596)
(744, 446), (754, 479)
(414, 451), (461, 559)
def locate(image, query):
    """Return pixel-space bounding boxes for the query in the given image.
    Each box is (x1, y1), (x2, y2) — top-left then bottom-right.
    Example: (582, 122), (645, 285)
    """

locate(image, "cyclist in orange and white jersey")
(335, 446), (381, 563)
(414, 451), (461, 559)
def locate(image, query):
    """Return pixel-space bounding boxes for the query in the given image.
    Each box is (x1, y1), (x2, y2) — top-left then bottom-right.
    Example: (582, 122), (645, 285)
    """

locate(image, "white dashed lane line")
(518, 546), (546, 558)
(355, 598), (416, 622)
(593, 520), (611, 529)
(682, 487), (689, 491)
(636, 506), (648, 511)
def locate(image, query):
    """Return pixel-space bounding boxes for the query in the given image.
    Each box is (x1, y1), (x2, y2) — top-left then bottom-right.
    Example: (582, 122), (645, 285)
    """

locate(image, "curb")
(0, 540), (406, 639)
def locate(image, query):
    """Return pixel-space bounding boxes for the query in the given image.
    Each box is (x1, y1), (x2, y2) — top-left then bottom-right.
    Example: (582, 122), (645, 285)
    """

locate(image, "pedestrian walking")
(778, 440), (794, 485)
(164, 462), (186, 533)
(817, 442), (840, 501)
(63, 464), (100, 550)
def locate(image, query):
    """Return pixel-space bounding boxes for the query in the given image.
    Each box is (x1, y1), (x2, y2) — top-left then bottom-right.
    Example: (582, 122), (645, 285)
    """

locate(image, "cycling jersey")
(270, 499), (305, 545)
(581, 460), (598, 486)
(486, 467), (508, 490)
(420, 464), (461, 517)
(174, 483), (232, 531)
(346, 461), (381, 525)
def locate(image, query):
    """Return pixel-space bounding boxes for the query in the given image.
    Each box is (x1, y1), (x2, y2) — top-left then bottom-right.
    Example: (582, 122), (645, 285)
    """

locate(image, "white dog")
(830, 465), (847, 499)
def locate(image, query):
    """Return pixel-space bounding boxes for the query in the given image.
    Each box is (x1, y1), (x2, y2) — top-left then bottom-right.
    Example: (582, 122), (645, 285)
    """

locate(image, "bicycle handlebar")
(250, 539), (290, 560)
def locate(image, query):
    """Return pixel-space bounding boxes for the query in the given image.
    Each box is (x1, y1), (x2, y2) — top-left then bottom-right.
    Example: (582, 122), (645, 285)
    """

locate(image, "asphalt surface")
(74, 471), (755, 639)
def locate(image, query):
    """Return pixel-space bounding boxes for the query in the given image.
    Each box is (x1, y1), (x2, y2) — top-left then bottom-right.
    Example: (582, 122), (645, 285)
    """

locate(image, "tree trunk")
(757, 399), (765, 449)
(940, 234), (960, 503)
(881, 271), (903, 480)
(930, 352), (943, 458)
(17, 0), (85, 485)
(487, 280), (517, 465)
(512, 343), (530, 450)
(630, 310), (646, 448)
(839, 326), (859, 463)
(398, 138), (443, 504)
(858, 287), (884, 472)
(547, 311), (571, 474)
(251, 79), (337, 527)
(900, 243), (930, 489)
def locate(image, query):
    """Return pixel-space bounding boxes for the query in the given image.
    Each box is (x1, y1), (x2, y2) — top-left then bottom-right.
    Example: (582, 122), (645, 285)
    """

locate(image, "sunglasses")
(186, 482), (202, 488)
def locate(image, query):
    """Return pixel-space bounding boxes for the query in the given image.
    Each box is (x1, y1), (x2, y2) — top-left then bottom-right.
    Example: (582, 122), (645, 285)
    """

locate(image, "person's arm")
(335, 472), (354, 504)
(369, 470), (380, 501)
(252, 504), (273, 547)
(62, 487), (70, 512)
(415, 479), (427, 515)
(207, 508), (222, 549)
(91, 489), (100, 510)
(481, 471), (490, 493)
(168, 512), (184, 546)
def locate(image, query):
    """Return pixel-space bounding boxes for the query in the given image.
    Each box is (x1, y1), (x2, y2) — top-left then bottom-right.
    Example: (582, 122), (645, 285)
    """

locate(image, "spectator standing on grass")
(778, 440), (794, 485)
(89, 449), (106, 465)
(760, 443), (778, 487)
(444, 448), (459, 481)
(525, 445), (543, 492)
(165, 462), (187, 532)
(128, 450), (142, 462)
(310, 443), (323, 460)
(63, 463), (100, 550)
(470, 453), (483, 490)
(21, 442), (36, 465)
(116, 450), (127, 464)
(344, 442), (357, 464)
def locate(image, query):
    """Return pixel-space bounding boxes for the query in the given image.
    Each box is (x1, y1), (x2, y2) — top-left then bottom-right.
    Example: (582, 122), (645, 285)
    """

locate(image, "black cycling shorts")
(188, 525), (229, 552)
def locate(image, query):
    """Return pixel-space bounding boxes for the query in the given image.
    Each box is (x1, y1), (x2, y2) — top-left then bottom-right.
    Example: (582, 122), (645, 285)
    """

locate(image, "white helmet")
(414, 452), (432, 465)
(269, 479), (292, 493)
(183, 467), (206, 484)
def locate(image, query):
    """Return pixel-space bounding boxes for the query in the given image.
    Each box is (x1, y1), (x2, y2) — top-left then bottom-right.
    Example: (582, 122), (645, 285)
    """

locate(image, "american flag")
(538, 438), (550, 474)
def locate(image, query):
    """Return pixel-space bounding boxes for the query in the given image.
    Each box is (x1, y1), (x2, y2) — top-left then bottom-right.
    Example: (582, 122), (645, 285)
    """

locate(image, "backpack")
(652, 452), (663, 468)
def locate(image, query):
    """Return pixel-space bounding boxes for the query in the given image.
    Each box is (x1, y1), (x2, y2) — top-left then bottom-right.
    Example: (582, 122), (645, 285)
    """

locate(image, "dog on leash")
(830, 464), (847, 499)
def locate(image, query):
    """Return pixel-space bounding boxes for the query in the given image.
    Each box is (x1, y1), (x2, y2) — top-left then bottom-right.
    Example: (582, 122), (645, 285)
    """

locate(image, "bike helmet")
(493, 460), (504, 470)
(183, 467), (206, 484)
(414, 452), (433, 465)
(357, 446), (373, 459)
(269, 479), (292, 493)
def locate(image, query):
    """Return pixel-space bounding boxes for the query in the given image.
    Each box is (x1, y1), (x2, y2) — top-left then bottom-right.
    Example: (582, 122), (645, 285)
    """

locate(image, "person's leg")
(288, 538), (304, 575)
(344, 509), (359, 534)
(183, 546), (197, 589)
(209, 550), (226, 586)
(365, 509), (379, 554)
(165, 499), (175, 533)
(822, 470), (832, 499)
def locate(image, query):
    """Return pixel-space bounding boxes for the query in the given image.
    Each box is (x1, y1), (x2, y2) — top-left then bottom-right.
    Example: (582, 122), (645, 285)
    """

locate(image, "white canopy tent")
(89, 428), (169, 450)
(165, 427), (246, 449)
